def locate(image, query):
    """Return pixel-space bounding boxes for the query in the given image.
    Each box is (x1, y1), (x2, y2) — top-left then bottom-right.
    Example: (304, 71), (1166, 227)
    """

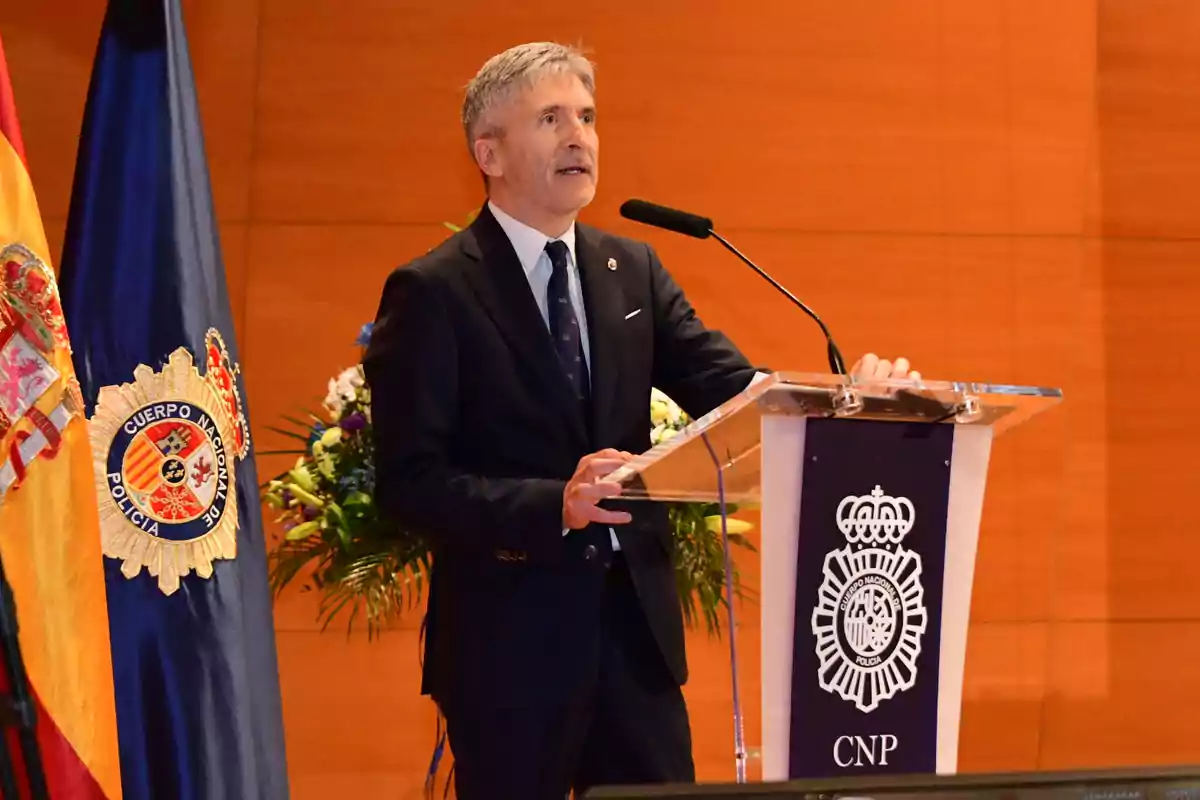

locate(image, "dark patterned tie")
(544, 239), (590, 402)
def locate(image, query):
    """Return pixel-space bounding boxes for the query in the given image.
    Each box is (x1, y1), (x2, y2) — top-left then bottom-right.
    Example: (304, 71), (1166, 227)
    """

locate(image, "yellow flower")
(312, 427), (341, 457)
(286, 520), (322, 541)
(316, 453), (336, 479)
(288, 463), (315, 492)
(288, 485), (325, 510)
(319, 427), (343, 448)
(703, 516), (754, 535)
(650, 399), (671, 426)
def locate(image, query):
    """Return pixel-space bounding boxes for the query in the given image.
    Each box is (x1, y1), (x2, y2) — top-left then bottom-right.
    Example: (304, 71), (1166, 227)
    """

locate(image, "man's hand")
(563, 449), (634, 531)
(850, 353), (921, 384)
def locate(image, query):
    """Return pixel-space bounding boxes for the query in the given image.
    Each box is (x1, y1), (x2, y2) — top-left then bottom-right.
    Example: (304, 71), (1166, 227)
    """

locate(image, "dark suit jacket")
(363, 205), (758, 707)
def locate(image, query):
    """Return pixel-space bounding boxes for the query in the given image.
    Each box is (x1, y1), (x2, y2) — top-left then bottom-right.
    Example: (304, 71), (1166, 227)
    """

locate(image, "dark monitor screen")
(583, 766), (1200, 800)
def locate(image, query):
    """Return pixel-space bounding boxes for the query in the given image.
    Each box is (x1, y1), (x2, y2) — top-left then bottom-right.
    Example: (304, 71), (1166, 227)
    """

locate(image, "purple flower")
(355, 323), (374, 347)
(302, 505), (320, 521)
(282, 520), (296, 532)
(281, 489), (293, 506)
(340, 412), (366, 431)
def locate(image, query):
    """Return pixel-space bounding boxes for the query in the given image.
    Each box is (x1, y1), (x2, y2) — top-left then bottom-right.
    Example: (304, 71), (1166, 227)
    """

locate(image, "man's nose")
(562, 115), (587, 145)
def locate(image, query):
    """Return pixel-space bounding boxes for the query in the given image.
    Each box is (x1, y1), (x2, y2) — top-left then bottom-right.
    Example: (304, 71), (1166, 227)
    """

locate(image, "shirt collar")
(488, 200), (577, 279)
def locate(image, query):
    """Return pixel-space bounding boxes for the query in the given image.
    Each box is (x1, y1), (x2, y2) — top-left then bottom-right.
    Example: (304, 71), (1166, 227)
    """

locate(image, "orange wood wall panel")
(1042, 623), (1200, 768)
(1097, 0), (1200, 238)
(0, 1), (105, 222)
(221, 221), (249, 342)
(1102, 241), (1200, 620)
(1006, 0), (1099, 236)
(184, 0), (259, 223)
(5, 0), (1200, 795)
(958, 622), (1049, 771)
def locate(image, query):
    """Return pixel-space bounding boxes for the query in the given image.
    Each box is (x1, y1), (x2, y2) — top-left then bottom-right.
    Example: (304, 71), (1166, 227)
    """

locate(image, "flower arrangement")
(262, 324), (434, 637)
(262, 335), (756, 638)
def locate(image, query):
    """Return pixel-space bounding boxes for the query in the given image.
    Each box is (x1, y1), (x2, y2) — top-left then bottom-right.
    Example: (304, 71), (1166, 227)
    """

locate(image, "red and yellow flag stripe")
(0, 33), (122, 800)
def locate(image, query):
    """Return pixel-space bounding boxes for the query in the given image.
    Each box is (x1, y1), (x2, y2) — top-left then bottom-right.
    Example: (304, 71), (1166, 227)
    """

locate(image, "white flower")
(651, 423), (667, 445)
(650, 399), (669, 426)
(323, 379), (345, 419)
(323, 365), (365, 419)
(336, 366), (364, 399)
(649, 388), (687, 445)
(650, 422), (684, 447)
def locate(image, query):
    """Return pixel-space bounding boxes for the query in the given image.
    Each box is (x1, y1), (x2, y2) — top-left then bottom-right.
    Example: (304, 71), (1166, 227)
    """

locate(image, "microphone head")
(619, 199), (713, 239)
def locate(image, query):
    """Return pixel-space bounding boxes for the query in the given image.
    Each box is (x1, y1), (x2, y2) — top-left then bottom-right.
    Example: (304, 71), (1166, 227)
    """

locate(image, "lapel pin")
(607, 257), (618, 271)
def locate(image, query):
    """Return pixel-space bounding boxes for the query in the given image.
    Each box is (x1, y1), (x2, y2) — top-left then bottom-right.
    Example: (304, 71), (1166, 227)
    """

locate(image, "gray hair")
(462, 42), (596, 151)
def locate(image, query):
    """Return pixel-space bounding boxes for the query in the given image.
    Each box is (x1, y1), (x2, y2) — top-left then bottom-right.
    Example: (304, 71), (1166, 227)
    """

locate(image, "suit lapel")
(460, 206), (589, 448)
(576, 224), (624, 448)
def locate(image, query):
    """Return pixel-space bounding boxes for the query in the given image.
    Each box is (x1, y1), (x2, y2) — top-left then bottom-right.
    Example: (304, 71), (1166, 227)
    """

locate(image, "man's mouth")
(556, 166), (591, 176)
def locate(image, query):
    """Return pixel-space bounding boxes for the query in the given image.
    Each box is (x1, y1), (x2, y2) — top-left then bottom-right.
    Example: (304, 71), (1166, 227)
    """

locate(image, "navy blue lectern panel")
(789, 418), (953, 777)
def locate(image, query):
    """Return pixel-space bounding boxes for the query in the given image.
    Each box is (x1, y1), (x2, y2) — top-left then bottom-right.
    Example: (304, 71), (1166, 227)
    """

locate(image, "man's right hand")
(563, 449), (634, 530)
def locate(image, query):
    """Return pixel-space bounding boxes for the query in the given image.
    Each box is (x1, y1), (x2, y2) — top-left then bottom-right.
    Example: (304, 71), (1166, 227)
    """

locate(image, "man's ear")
(474, 136), (503, 180)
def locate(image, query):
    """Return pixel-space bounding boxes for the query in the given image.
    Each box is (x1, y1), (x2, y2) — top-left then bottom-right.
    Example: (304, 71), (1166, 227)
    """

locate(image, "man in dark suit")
(364, 42), (917, 799)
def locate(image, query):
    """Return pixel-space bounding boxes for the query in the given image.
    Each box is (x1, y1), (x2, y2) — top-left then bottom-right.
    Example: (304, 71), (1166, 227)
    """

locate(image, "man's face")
(475, 71), (599, 224)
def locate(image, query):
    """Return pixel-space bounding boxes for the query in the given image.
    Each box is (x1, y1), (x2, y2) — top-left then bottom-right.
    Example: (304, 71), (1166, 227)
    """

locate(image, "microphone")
(619, 198), (847, 375)
(618, 199), (713, 239)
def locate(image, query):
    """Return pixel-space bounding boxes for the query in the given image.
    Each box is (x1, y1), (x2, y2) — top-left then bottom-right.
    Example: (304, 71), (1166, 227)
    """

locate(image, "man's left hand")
(850, 353), (921, 384)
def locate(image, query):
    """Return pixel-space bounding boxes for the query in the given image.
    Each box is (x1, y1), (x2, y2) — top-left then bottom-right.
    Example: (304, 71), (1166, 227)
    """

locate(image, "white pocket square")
(624, 308), (642, 321)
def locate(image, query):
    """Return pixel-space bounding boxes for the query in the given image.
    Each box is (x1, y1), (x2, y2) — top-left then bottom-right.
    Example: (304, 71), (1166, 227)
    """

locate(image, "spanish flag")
(0, 32), (122, 800)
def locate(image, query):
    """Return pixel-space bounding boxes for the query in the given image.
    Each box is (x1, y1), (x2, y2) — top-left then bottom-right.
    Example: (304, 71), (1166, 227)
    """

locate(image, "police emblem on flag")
(90, 334), (249, 595)
(811, 485), (927, 713)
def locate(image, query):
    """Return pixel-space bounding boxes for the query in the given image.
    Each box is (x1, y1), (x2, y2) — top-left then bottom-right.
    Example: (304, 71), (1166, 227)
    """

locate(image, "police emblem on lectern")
(811, 485), (927, 713)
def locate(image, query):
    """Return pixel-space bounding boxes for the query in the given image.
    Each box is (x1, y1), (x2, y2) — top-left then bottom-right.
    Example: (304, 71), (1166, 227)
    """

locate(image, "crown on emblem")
(835, 485), (915, 545)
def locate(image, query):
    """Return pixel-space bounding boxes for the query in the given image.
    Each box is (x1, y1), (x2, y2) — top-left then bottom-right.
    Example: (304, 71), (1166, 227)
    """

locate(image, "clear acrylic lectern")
(606, 372), (1062, 783)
